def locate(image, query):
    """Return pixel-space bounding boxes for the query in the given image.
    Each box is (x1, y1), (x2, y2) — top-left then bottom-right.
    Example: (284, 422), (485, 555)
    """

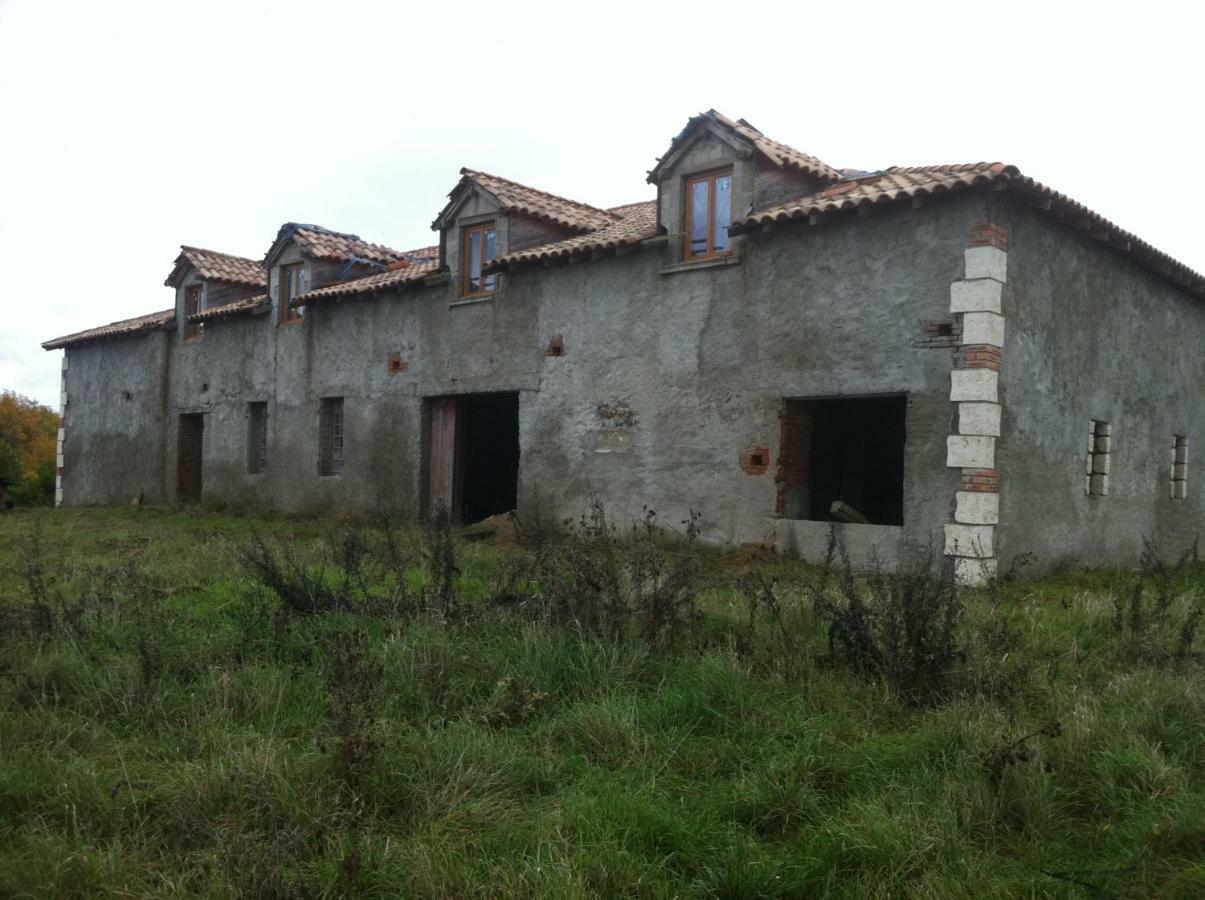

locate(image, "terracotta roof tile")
(296, 255), (441, 302)
(190, 294), (268, 323)
(166, 246), (266, 288)
(291, 226), (407, 266)
(438, 169), (617, 232)
(649, 110), (843, 185)
(43, 309), (175, 350)
(734, 162), (1205, 297)
(489, 201), (657, 270)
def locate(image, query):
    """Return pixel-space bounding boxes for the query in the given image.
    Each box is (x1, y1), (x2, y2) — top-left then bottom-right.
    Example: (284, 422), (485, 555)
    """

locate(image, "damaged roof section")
(190, 294), (269, 323)
(433, 168), (617, 232)
(296, 255), (441, 303)
(263, 222), (407, 269)
(43, 308), (176, 350)
(165, 246), (266, 288)
(488, 201), (658, 271)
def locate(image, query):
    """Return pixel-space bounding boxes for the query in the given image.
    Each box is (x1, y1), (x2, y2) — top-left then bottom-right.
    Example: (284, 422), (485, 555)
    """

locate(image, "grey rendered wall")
(65, 168), (984, 565)
(62, 331), (169, 505)
(996, 199), (1205, 569)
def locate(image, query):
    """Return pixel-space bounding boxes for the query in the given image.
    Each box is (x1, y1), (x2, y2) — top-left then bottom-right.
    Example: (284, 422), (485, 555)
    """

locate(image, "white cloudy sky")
(2, 0), (1202, 409)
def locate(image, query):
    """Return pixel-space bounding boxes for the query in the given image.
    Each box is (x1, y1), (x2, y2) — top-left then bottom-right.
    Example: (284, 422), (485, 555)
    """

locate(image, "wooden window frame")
(184, 284), (204, 339)
(280, 262), (304, 325)
(319, 397), (345, 476)
(461, 222), (497, 298)
(247, 401), (268, 475)
(683, 168), (734, 262)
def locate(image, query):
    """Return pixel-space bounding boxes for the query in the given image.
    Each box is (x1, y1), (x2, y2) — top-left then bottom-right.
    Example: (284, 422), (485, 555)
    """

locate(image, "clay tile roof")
(440, 169), (617, 232)
(190, 294), (269, 323)
(489, 200), (658, 270)
(290, 225), (408, 267)
(649, 110), (843, 185)
(734, 161), (1205, 299)
(295, 247), (441, 302)
(166, 246), (266, 288)
(42, 308), (175, 350)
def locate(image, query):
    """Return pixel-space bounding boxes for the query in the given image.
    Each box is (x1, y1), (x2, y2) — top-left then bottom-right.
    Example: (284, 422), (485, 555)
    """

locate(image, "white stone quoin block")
(947, 435), (996, 468)
(964, 246), (1008, 282)
(950, 279), (1003, 314)
(955, 490), (1000, 524)
(950, 368), (998, 402)
(955, 556), (998, 586)
(961, 312), (1006, 347)
(959, 401), (1002, 436)
(945, 523), (995, 558)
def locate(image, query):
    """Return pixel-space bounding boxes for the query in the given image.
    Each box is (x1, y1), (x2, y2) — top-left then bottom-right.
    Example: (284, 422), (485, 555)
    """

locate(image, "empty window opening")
(1086, 419), (1111, 496)
(426, 392), (520, 523)
(176, 413), (204, 503)
(247, 402), (268, 475)
(1171, 434), (1189, 500)
(319, 397), (344, 476)
(776, 395), (906, 526)
(184, 285), (204, 339)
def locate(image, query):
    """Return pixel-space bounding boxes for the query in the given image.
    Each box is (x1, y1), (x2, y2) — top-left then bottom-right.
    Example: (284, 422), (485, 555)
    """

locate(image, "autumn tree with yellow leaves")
(0, 390), (59, 506)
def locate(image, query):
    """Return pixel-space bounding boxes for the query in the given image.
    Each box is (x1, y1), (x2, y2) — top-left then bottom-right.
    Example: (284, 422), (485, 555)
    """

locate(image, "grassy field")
(1, 508), (1204, 898)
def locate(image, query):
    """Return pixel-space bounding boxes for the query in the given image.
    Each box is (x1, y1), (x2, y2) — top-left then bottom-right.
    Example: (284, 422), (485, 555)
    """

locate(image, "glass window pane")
(689, 179), (710, 256)
(713, 175), (732, 253)
(483, 228), (496, 291)
(468, 230), (482, 292)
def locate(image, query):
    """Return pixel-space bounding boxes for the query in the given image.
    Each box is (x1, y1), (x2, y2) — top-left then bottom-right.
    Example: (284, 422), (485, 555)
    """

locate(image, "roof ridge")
(179, 245), (261, 263)
(462, 168), (617, 219)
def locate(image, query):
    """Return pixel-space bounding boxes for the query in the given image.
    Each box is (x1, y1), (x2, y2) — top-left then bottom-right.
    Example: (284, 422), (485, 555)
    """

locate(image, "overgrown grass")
(1, 507), (1204, 897)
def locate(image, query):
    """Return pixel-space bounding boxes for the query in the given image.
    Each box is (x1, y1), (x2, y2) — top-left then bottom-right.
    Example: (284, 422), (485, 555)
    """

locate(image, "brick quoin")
(740, 447), (771, 476)
(960, 468), (1000, 493)
(544, 335), (566, 357)
(961, 344), (1003, 371)
(774, 406), (813, 516)
(387, 352), (408, 374)
(969, 222), (1008, 251)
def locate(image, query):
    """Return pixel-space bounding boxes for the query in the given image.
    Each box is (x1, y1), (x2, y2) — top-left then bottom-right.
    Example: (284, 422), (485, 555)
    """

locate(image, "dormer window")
(685, 169), (733, 260)
(280, 263), (304, 324)
(462, 222), (497, 297)
(184, 285), (204, 339)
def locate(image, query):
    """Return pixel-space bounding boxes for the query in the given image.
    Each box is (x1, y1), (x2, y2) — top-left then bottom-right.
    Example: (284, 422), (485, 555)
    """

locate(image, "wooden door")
(428, 397), (459, 516)
(176, 414), (204, 503)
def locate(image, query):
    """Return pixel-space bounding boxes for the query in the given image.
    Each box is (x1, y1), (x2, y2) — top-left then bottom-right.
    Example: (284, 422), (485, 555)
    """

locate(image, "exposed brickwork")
(545, 335), (566, 357)
(961, 343), (1003, 370)
(970, 222), (1008, 251)
(959, 467), (999, 493)
(740, 447), (771, 476)
(387, 352), (408, 374)
(915, 319), (962, 348)
(774, 404), (813, 517)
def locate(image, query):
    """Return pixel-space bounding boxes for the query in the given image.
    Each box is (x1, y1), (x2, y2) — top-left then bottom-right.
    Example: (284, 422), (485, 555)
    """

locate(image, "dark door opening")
(777, 395), (906, 525)
(426, 393), (519, 523)
(177, 413), (204, 503)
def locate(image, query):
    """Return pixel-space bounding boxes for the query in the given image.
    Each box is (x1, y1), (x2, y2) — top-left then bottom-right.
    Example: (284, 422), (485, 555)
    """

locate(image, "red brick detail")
(916, 319), (962, 348)
(960, 467), (999, 493)
(961, 344), (1003, 371)
(970, 222), (1008, 251)
(774, 405), (813, 516)
(741, 446), (771, 476)
(56, 467), (64, 476)
(387, 352), (408, 374)
(545, 335), (566, 357)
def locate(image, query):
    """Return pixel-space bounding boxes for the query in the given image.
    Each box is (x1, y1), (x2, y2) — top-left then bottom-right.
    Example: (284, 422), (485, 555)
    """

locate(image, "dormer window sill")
(660, 254), (741, 276)
(450, 293), (495, 308)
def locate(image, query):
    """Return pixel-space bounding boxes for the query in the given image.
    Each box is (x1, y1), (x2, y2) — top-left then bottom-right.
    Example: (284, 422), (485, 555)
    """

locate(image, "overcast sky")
(2, 0), (1202, 409)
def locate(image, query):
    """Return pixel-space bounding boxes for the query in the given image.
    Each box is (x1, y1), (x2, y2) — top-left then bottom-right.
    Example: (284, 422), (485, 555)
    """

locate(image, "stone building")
(43, 111), (1205, 580)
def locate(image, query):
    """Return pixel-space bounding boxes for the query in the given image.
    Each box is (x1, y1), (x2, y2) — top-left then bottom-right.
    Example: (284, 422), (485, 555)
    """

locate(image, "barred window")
(247, 402), (268, 474)
(1171, 434), (1189, 500)
(319, 397), (344, 476)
